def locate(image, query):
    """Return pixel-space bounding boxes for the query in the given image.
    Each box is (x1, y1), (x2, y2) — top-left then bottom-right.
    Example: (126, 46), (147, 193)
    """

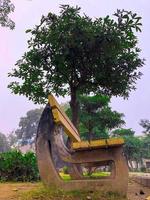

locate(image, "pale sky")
(0, 0), (150, 135)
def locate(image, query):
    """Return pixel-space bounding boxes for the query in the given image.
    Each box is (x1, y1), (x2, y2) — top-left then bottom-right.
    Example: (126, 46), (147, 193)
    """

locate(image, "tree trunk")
(88, 129), (93, 142)
(70, 88), (79, 129)
(128, 159), (134, 171)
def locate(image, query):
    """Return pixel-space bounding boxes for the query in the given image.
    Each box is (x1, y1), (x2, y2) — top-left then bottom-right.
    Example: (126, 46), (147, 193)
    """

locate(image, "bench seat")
(72, 138), (124, 150)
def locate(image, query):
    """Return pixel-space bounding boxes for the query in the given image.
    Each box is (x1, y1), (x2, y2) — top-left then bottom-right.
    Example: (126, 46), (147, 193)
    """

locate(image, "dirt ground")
(0, 182), (38, 200)
(128, 179), (150, 200)
(0, 180), (149, 200)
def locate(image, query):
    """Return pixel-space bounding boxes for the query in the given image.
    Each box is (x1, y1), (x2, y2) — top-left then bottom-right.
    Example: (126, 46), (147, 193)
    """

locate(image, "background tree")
(8, 5), (144, 128)
(10, 103), (69, 146)
(124, 135), (142, 171)
(111, 128), (135, 137)
(7, 131), (18, 147)
(67, 95), (125, 141)
(0, 132), (10, 152)
(15, 108), (43, 145)
(139, 119), (150, 136)
(111, 128), (142, 171)
(139, 119), (150, 159)
(141, 136), (150, 159)
(0, 0), (15, 29)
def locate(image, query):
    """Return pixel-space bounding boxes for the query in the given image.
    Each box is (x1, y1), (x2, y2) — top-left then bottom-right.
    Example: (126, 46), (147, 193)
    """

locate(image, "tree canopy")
(0, 0), (15, 29)
(66, 94), (125, 140)
(111, 128), (142, 170)
(15, 108), (43, 145)
(139, 119), (150, 136)
(111, 128), (135, 137)
(8, 5), (144, 127)
(123, 135), (142, 170)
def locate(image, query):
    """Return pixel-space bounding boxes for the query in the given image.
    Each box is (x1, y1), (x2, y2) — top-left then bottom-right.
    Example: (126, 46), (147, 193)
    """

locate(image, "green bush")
(0, 150), (39, 182)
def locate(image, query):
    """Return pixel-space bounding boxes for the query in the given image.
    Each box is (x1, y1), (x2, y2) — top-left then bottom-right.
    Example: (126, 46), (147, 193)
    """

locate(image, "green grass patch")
(59, 171), (110, 181)
(20, 184), (127, 200)
(59, 172), (71, 181)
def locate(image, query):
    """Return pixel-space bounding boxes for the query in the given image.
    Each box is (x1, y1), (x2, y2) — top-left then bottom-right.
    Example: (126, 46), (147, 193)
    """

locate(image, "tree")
(0, 132), (10, 152)
(111, 128), (135, 137)
(15, 108), (43, 145)
(141, 135), (150, 159)
(0, 0), (15, 29)
(8, 5), (144, 128)
(111, 128), (142, 170)
(7, 131), (18, 147)
(66, 95), (125, 140)
(139, 119), (150, 136)
(123, 135), (142, 171)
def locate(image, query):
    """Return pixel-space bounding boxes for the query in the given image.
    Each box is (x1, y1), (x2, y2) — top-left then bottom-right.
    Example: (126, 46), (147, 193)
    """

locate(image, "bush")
(0, 150), (39, 182)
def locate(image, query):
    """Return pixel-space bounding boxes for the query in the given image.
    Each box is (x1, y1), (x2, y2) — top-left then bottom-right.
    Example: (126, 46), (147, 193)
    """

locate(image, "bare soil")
(128, 179), (150, 200)
(0, 182), (38, 200)
(0, 180), (149, 200)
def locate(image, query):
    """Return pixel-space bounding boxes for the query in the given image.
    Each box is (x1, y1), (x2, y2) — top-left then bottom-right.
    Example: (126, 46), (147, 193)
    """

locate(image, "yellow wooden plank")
(89, 139), (107, 148)
(72, 138), (124, 150)
(52, 108), (81, 142)
(48, 95), (81, 142)
(107, 138), (124, 146)
(72, 141), (90, 149)
(48, 95), (124, 148)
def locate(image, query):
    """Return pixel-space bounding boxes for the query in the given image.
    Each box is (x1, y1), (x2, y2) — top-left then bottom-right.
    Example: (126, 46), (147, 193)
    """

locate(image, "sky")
(0, 0), (150, 135)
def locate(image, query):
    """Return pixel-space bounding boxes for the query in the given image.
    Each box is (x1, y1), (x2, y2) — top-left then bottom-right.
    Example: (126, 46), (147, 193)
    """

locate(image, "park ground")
(0, 178), (150, 200)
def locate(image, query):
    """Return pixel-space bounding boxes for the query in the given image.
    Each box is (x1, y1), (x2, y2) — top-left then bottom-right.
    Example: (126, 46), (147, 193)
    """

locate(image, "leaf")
(25, 29), (31, 33)
(132, 13), (137, 18)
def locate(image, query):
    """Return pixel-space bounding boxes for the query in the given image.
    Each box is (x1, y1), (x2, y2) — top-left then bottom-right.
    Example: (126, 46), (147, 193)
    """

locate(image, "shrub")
(0, 150), (39, 182)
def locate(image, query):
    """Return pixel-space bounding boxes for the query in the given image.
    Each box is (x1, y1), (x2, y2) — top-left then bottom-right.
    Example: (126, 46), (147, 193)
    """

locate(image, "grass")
(20, 184), (127, 200)
(20, 172), (126, 200)
(59, 171), (110, 181)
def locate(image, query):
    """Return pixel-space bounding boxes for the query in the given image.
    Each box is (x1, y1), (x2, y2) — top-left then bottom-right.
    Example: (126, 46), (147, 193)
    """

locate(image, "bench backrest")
(48, 95), (81, 142)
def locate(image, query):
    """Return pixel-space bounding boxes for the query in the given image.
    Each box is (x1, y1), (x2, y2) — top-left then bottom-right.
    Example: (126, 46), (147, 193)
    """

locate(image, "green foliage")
(123, 135), (142, 161)
(139, 119), (150, 136)
(139, 119), (150, 158)
(0, 132), (10, 152)
(67, 95), (125, 140)
(111, 128), (135, 137)
(0, 150), (39, 182)
(8, 5), (144, 102)
(141, 135), (150, 159)
(15, 108), (43, 145)
(0, 0), (15, 29)
(111, 128), (150, 170)
(8, 5), (144, 127)
(21, 184), (126, 200)
(111, 128), (143, 170)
